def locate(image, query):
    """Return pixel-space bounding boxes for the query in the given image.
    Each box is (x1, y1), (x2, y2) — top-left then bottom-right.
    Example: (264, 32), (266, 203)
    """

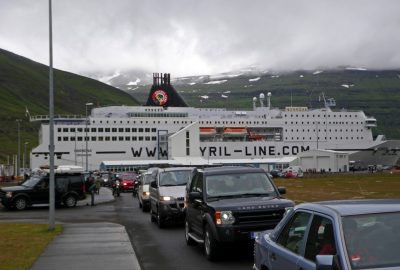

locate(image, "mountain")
(0, 48), (139, 163)
(114, 68), (400, 140)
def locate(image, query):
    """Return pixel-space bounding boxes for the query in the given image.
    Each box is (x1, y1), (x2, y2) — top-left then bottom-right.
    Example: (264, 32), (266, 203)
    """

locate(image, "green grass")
(0, 223), (62, 270)
(273, 173), (400, 204)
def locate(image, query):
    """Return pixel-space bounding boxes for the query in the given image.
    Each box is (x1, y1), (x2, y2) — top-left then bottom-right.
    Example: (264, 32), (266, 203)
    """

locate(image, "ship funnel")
(259, 93), (265, 107)
(267, 92), (271, 108)
(253, 97), (257, 110)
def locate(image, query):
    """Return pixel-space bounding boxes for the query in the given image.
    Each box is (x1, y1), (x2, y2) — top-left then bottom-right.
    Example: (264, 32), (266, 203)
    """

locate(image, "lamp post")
(16, 119), (21, 176)
(85, 102), (93, 172)
(24, 142), (30, 169)
(48, 0), (55, 230)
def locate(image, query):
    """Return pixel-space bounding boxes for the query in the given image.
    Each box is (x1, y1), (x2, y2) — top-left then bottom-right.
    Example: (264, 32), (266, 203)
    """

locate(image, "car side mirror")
(150, 180), (158, 188)
(189, 191), (202, 201)
(277, 187), (286, 195)
(316, 255), (340, 270)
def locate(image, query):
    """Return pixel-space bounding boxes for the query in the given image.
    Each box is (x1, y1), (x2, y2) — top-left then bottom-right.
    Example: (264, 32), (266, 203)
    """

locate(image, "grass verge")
(0, 223), (62, 270)
(273, 173), (400, 204)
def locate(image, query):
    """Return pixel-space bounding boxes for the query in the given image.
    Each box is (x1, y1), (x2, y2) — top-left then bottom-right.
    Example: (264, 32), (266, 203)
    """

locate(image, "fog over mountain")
(1, 0), (400, 77)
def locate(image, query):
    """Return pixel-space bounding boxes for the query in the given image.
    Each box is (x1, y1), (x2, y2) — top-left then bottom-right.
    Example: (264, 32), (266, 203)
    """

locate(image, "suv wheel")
(157, 209), (165, 228)
(64, 195), (77, 208)
(185, 219), (196, 246)
(150, 208), (157, 222)
(14, 197), (27, 210)
(204, 224), (219, 260)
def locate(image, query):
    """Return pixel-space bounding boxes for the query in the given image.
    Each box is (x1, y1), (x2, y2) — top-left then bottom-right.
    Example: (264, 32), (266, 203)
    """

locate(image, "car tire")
(139, 199), (143, 209)
(64, 195), (77, 208)
(185, 219), (196, 246)
(150, 208), (157, 222)
(157, 209), (165, 228)
(204, 224), (219, 261)
(13, 197), (27, 210)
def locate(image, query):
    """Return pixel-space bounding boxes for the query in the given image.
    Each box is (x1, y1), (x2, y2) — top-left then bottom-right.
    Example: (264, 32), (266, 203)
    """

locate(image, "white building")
(297, 149), (349, 173)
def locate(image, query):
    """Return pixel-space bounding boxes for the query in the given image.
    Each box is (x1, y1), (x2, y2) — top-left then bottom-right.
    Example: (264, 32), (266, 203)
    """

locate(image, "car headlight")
(215, 211), (235, 225)
(6, 192), (13, 198)
(160, 196), (172, 201)
(143, 191), (150, 196)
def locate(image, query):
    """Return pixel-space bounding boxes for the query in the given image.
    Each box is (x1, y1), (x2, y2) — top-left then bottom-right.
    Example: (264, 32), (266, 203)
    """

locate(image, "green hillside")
(0, 48), (139, 163)
(129, 69), (400, 139)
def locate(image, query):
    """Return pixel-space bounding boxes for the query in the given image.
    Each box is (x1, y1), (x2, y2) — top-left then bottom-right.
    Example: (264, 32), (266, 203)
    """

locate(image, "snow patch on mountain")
(249, 77), (260, 82)
(127, 78), (141, 86)
(205, 80), (228, 85)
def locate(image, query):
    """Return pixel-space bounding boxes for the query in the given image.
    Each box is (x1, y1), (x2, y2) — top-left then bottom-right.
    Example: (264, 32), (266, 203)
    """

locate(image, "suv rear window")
(205, 172), (276, 197)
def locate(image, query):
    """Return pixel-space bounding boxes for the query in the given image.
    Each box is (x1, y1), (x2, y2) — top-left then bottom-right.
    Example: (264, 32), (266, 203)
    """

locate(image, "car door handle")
(270, 253), (277, 261)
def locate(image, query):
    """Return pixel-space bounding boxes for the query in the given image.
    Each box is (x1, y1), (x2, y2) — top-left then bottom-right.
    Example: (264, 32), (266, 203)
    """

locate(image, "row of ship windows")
(285, 121), (363, 125)
(286, 136), (364, 140)
(58, 127), (157, 133)
(285, 129), (364, 133)
(91, 120), (192, 124)
(57, 136), (158, 142)
(199, 121), (265, 125)
(284, 114), (359, 118)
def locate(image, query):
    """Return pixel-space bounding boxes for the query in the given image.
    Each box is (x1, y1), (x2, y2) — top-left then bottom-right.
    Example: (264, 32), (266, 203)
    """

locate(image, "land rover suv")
(184, 166), (294, 260)
(149, 167), (194, 228)
(0, 167), (86, 210)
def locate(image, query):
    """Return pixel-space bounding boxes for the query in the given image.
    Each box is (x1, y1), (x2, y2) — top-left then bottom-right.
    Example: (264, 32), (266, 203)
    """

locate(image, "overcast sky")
(1, 0), (400, 76)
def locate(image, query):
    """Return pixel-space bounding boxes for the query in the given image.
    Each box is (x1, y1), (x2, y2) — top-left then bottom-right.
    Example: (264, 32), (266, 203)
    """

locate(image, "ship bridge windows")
(125, 136), (130, 141)
(92, 137), (96, 141)
(118, 128), (123, 132)
(99, 137), (103, 141)
(139, 137), (143, 141)
(105, 128), (110, 132)
(145, 128), (150, 132)
(91, 128), (96, 132)
(112, 137), (117, 141)
(112, 128), (117, 132)
(105, 137), (110, 141)
(78, 137), (83, 141)
(125, 128), (130, 132)
(70, 137), (75, 141)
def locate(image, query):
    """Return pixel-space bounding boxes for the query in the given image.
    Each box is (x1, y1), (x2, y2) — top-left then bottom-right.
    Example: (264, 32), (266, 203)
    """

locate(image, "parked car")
(253, 199), (400, 270)
(390, 165), (400, 174)
(185, 166), (294, 260)
(137, 170), (155, 211)
(149, 167), (194, 228)
(283, 166), (304, 178)
(0, 165), (86, 210)
(119, 172), (138, 192)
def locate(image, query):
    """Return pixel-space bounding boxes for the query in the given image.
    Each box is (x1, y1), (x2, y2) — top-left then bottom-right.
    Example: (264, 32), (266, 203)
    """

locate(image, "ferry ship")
(30, 73), (400, 170)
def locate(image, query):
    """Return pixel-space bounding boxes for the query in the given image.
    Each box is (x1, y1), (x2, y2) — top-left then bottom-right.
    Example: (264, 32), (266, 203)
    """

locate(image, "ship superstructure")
(30, 73), (399, 170)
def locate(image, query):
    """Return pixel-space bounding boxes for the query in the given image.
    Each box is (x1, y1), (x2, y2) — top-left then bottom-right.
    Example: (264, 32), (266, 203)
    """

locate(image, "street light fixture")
(85, 102), (93, 172)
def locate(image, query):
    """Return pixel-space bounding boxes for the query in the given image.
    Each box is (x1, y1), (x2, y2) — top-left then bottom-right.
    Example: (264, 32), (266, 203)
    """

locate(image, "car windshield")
(342, 212), (400, 269)
(143, 174), (153, 184)
(21, 177), (42, 187)
(159, 170), (191, 186)
(206, 172), (276, 198)
(121, 174), (137, 180)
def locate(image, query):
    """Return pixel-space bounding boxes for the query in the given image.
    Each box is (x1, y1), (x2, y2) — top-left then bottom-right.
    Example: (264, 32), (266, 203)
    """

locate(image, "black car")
(0, 170), (86, 210)
(184, 166), (294, 260)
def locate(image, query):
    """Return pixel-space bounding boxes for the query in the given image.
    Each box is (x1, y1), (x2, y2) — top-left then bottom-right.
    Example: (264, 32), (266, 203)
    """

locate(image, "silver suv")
(137, 169), (156, 212)
(149, 167), (194, 228)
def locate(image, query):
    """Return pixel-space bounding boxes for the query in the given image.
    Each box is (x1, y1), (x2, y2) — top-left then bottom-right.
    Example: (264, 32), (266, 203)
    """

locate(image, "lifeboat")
(248, 132), (263, 141)
(199, 127), (217, 135)
(223, 127), (247, 136)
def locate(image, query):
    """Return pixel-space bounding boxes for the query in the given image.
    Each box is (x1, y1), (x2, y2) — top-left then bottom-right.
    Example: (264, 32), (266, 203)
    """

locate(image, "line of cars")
(134, 166), (295, 260)
(134, 166), (400, 269)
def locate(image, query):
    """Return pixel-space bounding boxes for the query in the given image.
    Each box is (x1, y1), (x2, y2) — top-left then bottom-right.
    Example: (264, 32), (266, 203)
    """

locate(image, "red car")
(119, 173), (138, 192)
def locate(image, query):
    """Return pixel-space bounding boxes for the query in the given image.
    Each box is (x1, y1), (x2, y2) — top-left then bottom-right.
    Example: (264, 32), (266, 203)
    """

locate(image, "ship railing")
(30, 115), (85, 122)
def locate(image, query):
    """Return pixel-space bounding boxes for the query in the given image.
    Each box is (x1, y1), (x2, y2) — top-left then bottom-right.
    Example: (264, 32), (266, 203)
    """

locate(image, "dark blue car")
(254, 199), (400, 270)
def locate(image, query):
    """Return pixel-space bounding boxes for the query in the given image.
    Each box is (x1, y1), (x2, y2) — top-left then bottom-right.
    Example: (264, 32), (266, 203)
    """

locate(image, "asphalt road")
(0, 192), (254, 270)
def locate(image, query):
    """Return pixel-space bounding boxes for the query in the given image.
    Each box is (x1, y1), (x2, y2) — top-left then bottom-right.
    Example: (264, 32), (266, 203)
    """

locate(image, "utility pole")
(48, 0), (55, 230)
(24, 142), (30, 169)
(16, 119), (21, 176)
(85, 102), (93, 172)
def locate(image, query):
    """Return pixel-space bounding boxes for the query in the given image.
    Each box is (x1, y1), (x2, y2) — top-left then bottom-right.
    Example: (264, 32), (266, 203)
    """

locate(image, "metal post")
(16, 119), (21, 176)
(24, 142), (30, 169)
(85, 102), (93, 172)
(48, 0), (55, 230)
